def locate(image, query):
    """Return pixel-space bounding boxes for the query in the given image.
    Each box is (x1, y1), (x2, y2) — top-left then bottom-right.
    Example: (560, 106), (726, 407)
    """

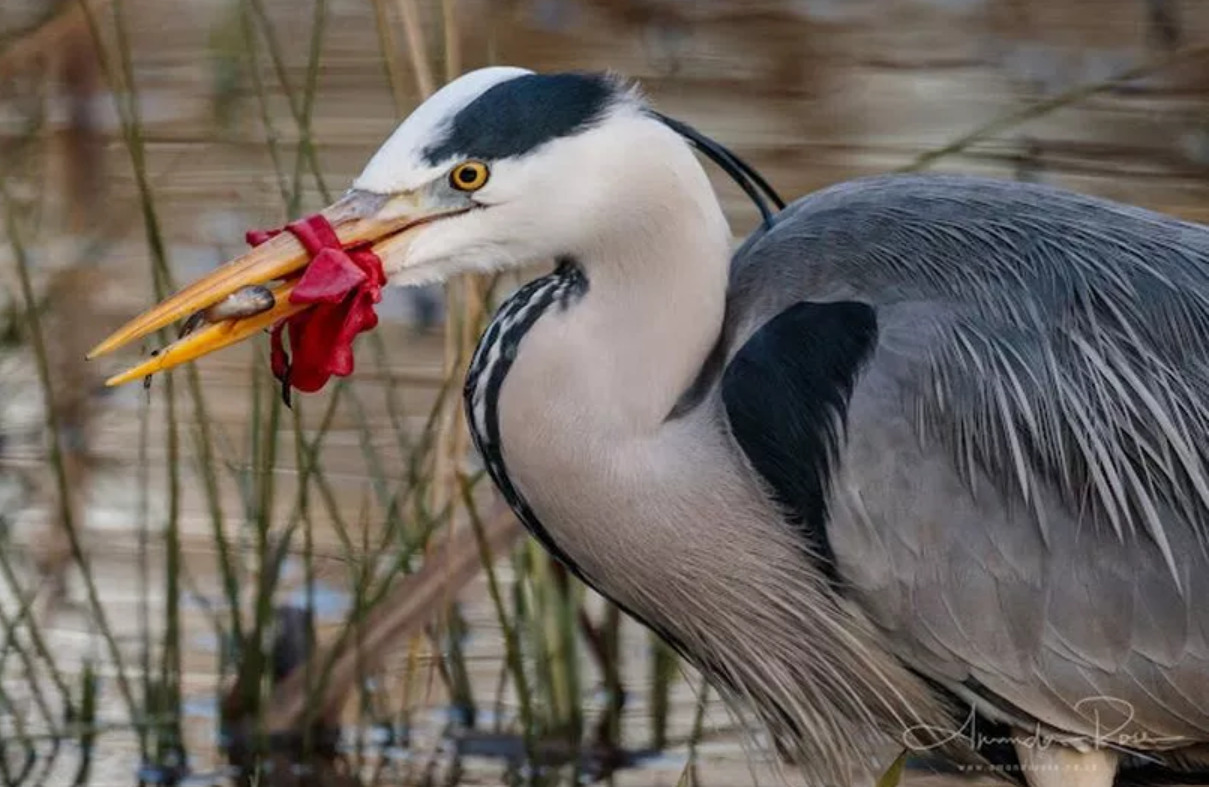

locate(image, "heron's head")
(87, 67), (751, 389)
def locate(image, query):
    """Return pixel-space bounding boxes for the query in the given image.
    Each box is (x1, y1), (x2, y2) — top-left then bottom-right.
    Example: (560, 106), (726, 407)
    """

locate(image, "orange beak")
(87, 190), (463, 386)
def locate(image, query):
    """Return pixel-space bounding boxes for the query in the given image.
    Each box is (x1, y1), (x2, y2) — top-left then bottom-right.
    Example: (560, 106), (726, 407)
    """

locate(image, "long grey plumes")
(730, 174), (1209, 587)
(626, 512), (955, 785)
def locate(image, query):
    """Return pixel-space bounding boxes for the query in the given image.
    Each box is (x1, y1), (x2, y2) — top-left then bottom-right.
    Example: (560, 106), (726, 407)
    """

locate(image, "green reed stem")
(1, 181), (138, 721)
(903, 44), (1209, 173)
(650, 634), (678, 750)
(598, 603), (622, 749)
(0, 677), (35, 786)
(248, 0), (420, 520)
(459, 479), (532, 742)
(185, 371), (244, 640)
(0, 582), (57, 739)
(245, 0), (331, 202)
(291, 403), (320, 764)
(69, 661), (98, 786)
(344, 385), (396, 513)
(240, 4), (422, 564)
(687, 678), (710, 765)
(240, 1), (291, 207)
(81, 0), (244, 756)
(288, 0), (329, 215)
(105, 0), (188, 757)
(230, 14), (429, 741)
(136, 380), (152, 759)
(245, 366), (286, 737)
(353, 496), (373, 772)
(0, 548), (68, 716)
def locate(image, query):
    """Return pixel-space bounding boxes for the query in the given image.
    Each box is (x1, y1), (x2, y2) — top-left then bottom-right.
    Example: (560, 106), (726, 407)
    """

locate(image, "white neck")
(547, 231), (728, 432)
(479, 137), (945, 781)
(491, 157), (732, 575)
(495, 112), (733, 432)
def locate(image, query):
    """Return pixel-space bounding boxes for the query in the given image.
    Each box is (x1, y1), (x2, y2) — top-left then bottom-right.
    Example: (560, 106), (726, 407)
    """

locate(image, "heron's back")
(721, 174), (1209, 752)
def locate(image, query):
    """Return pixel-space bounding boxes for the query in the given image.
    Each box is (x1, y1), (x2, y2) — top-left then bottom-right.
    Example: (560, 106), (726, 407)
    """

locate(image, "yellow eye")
(449, 160), (490, 191)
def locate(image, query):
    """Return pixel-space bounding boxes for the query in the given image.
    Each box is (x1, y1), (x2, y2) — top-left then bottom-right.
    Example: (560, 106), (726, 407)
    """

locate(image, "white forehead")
(354, 66), (533, 194)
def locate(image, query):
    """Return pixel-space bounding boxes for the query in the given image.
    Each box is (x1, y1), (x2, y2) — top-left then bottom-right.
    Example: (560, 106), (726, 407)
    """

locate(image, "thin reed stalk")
(0, 548), (70, 721)
(370, 0), (410, 112)
(244, 365), (286, 742)
(459, 479), (532, 733)
(76, 2), (254, 767)
(240, 0), (291, 207)
(293, 405), (321, 765)
(0, 180), (138, 721)
(136, 366), (153, 761)
(441, 0), (461, 82)
(245, 0), (331, 201)
(903, 43), (1209, 172)
(377, 0), (494, 738)
(0, 572), (60, 777)
(265, 509), (521, 731)
(674, 677), (711, 787)
(69, 661), (98, 786)
(104, 0), (189, 759)
(0, 548), (66, 787)
(287, 0), (329, 216)
(395, 0), (435, 98)
(650, 634), (678, 750)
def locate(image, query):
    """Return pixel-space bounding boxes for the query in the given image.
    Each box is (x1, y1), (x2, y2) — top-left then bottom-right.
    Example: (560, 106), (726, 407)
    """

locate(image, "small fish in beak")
(178, 285), (277, 339)
(87, 189), (467, 393)
(89, 212), (390, 392)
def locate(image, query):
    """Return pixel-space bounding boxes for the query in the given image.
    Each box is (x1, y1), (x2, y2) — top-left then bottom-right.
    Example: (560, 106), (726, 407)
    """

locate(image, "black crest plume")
(649, 110), (786, 226)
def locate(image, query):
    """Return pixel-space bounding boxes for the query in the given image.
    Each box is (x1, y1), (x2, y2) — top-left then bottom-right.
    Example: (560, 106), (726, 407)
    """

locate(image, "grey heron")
(89, 66), (1209, 787)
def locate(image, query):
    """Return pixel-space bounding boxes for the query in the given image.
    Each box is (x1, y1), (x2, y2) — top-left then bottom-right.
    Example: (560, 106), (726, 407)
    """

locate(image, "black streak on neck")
(464, 258), (587, 576)
(463, 257), (695, 655)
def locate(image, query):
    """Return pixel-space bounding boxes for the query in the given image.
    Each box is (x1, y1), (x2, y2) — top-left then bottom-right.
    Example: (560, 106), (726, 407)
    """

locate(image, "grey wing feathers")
(727, 174), (1209, 745)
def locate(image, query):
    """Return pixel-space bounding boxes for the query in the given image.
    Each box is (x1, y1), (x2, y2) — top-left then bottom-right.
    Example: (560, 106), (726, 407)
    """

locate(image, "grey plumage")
(428, 82), (1209, 780)
(730, 175), (1209, 567)
(722, 173), (1209, 774)
(466, 167), (1209, 782)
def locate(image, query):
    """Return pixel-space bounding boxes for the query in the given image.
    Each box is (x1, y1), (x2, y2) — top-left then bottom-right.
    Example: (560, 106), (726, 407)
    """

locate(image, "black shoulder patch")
(423, 73), (619, 164)
(722, 301), (878, 583)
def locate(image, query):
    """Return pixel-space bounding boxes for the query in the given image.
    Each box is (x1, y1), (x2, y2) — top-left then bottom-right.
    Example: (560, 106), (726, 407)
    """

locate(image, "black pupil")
(457, 166), (479, 185)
